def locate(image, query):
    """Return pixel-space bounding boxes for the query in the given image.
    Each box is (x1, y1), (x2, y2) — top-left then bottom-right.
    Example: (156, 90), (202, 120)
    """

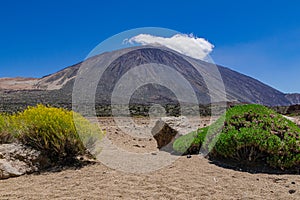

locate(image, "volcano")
(0, 46), (299, 114)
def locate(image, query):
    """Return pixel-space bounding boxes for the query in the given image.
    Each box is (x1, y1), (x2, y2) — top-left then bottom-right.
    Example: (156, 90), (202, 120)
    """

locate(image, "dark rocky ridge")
(0, 46), (299, 115)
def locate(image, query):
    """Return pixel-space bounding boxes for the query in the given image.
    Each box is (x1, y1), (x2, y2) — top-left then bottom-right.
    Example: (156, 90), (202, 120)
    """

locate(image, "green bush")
(173, 127), (207, 154)
(9, 104), (104, 165)
(173, 104), (300, 169)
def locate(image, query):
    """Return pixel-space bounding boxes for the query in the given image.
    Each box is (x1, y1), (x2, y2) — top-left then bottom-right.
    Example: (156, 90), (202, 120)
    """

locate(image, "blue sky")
(0, 0), (299, 93)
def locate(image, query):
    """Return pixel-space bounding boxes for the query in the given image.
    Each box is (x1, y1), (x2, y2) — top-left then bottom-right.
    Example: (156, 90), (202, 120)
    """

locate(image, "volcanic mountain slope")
(285, 93), (300, 105)
(0, 45), (298, 113)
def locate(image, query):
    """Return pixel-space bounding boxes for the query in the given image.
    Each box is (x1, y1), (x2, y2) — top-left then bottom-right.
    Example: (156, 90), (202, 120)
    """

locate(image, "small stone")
(289, 189), (296, 194)
(291, 181), (295, 184)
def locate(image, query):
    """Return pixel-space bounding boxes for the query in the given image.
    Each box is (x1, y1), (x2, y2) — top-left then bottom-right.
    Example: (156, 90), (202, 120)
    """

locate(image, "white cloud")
(126, 33), (214, 60)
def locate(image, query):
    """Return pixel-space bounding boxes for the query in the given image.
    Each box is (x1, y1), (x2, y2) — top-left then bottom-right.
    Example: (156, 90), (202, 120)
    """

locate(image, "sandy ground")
(0, 77), (38, 90)
(0, 117), (299, 200)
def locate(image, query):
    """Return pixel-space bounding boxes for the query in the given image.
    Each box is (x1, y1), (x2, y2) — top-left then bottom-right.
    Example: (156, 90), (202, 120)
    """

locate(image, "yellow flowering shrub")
(0, 114), (15, 143)
(10, 104), (104, 165)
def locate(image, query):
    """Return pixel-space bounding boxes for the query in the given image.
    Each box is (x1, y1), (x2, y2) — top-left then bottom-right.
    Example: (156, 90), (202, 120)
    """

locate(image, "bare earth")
(0, 77), (38, 90)
(0, 117), (299, 200)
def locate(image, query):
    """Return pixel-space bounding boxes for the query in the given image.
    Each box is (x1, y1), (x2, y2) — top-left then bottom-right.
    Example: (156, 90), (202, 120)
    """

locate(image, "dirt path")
(0, 156), (299, 200)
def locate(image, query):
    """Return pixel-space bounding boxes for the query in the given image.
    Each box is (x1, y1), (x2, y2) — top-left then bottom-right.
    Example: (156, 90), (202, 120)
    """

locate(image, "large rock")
(0, 143), (49, 179)
(151, 116), (195, 150)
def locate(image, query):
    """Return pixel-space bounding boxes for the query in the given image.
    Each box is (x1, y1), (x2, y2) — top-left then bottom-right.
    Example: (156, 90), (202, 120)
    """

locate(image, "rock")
(0, 143), (49, 179)
(151, 116), (195, 150)
(0, 159), (24, 178)
(288, 189), (296, 194)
